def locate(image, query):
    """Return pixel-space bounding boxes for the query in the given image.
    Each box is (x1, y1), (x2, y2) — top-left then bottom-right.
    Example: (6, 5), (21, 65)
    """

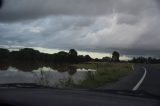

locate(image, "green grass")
(73, 62), (132, 89)
(73, 62), (98, 69)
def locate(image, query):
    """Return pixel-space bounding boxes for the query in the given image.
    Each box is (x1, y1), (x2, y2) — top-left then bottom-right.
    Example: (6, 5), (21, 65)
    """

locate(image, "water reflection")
(0, 62), (9, 70)
(0, 61), (80, 75)
(67, 66), (77, 75)
(0, 61), (40, 72)
(0, 62), (96, 87)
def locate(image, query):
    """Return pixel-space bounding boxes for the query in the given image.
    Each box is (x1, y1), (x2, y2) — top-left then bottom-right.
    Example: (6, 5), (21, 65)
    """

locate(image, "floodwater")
(0, 63), (96, 87)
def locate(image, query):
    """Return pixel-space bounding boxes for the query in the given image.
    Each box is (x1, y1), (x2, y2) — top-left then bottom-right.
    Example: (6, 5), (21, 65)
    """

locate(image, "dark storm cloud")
(0, 0), (114, 22)
(0, 0), (154, 22)
(0, 0), (3, 8)
(0, 0), (160, 57)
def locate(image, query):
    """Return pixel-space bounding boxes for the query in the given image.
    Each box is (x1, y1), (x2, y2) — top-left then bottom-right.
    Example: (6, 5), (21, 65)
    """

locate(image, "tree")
(0, 47), (93, 64)
(130, 56), (159, 64)
(112, 51), (120, 62)
(0, 48), (10, 60)
(18, 48), (40, 61)
(69, 49), (78, 63)
(84, 55), (92, 61)
(102, 56), (111, 62)
(53, 51), (69, 63)
(69, 49), (77, 57)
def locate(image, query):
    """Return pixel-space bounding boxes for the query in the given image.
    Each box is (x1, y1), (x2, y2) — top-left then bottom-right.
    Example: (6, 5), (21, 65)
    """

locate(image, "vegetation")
(58, 77), (75, 88)
(72, 62), (100, 69)
(33, 68), (50, 86)
(130, 56), (160, 64)
(0, 48), (123, 64)
(2, 47), (156, 89)
(73, 62), (132, 89)
(112, 51), (120, 62)
(0, 48), (92, 64)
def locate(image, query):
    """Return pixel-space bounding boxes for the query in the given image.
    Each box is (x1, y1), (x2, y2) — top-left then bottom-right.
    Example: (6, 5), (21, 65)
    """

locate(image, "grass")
(73, 62), (132, 89)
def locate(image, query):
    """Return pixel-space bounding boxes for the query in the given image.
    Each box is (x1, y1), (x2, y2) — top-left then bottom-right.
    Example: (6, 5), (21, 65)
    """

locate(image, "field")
(73, 62), (133, 89)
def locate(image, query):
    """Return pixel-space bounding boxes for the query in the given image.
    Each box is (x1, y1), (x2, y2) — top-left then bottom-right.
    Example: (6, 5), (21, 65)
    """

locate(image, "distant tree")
(94, 58), (99, 62)
(53, 51), (69, 63)
(84, 55), (92, 61)
(112, 51), (120, 62)
(131, 56), (160, 64)
(18, 48), (40, 61)
(77, 55), (85, 62)
(69, 49), (78, 63)
(0, 47), (94, 64)
(102, 56), (111, 62)
(148, 57), (153, 63)
(69, 49), (77, 57)
(0, 48), (10, 60)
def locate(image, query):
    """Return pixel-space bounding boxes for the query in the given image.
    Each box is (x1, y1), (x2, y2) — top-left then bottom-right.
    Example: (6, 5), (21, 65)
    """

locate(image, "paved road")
(98, 64), (160, 95)
(139, 65), (160, 95)
(0, 87), (159, 106)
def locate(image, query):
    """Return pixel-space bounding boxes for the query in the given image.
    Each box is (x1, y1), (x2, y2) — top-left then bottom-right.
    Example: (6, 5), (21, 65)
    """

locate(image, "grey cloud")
(0, 0), (114, 22)
(1, 0), (156, 22)
(117, 14), (140, 25)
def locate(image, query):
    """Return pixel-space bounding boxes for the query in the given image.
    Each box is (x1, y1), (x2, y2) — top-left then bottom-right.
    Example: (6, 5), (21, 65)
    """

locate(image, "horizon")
(0, 46), (130, 60)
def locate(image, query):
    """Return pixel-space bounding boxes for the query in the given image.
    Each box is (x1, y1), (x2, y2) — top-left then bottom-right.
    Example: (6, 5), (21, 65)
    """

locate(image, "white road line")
(132, 67), (147, 91)
(132, 65), (134, 71)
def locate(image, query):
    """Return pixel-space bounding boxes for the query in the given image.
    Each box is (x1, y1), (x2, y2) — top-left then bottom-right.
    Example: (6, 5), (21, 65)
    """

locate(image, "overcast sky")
(0, 0), (160, 59)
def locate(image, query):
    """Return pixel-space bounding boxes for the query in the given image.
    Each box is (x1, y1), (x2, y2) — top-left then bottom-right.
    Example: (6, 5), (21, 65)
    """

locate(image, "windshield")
(0, 0), (160, 97)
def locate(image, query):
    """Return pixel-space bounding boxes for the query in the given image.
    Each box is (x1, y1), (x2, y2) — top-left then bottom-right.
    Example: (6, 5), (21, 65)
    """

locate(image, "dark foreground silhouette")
(0, 48), (159, 65)
(0, 48), (92, 64)
(0, 48), (121, 64)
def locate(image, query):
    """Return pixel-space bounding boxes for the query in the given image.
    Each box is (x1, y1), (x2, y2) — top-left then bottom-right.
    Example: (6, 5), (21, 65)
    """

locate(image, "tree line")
(0, 48), (93, 64)
(130, 56), (160, 64)
(0, 48), (121, 64)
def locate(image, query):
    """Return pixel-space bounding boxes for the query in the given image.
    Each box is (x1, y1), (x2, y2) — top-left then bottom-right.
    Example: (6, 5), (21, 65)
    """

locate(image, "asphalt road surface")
(98, 64), (160, 95)
(138, 65), (160, 95)
(0, 87), (159, 106)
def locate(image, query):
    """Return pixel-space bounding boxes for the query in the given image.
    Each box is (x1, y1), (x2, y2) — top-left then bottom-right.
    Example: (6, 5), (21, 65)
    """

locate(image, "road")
(138, 65), (160, 95)
(98, 64), (160, 95)
(0, 86), (159, 106)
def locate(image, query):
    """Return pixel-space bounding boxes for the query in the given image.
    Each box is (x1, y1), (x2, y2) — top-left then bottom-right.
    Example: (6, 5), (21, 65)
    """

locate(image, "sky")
(0, 0), (160, 59)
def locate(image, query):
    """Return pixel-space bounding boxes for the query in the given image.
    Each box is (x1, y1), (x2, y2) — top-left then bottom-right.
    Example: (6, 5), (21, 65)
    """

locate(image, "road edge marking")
(132, 65), (134, 71)
(132, 67), (147, 91)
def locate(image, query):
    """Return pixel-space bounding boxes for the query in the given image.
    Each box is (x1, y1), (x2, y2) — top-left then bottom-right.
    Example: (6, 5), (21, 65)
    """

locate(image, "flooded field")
(0, 62), (96, 87)
(0, 62), (132, 88)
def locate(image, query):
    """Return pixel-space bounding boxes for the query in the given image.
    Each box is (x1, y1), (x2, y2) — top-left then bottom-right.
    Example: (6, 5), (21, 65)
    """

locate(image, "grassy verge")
(73, 62), (132, 89)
